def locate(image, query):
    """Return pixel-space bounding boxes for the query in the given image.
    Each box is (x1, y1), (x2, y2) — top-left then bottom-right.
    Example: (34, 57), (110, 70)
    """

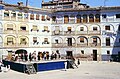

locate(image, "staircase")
(26, 64), (36, 74)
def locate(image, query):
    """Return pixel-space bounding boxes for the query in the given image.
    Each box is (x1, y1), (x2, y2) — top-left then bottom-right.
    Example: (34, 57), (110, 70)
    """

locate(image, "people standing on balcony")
(37, 52), (40, 61)
(32, 51), (36, 61)
(29, 53), (32, 61)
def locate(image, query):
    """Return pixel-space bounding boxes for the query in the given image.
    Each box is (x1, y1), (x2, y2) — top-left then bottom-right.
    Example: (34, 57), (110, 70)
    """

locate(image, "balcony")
(18, 30), (29, 35)
(18, 43), (29, 47)
(77, 43), (88, 47)
(52, 43), (63, 48)
(89, 31), (101, 35)
(52, 31), (63, 35)
(64, 31), (75, 35)
(63, 43), (76, 47)
(11, 17), (16, 21)
(102, 43), (114, 47)
(4, 17), (10, 20)
(4, 30), (16, 34)
(56, 20), (63, 24)
(102, 30), (115, 36)
(69, 19), (75, 24)
(76, 31), (88, 35)
(4, 43), (16, 47)
(89, 43), (101, 47)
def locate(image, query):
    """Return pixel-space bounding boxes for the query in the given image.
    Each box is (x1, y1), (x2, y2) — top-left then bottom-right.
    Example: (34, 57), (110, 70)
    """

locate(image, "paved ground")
(0, 61), (120, 79)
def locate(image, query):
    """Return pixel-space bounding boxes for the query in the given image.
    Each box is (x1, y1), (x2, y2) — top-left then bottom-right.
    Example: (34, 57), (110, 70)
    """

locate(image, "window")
(20, 26), (26, 31)
(80, 38), (84, 43)
(118, 25), (120, 31)
(33, 37), (38, 44)
(83, 14), (87, 23)
(55, 39), (58, 44)
(106, 37), (110, 46)
(44, 38), (48, 42)
(93, 38), (97, 43)
(52, 16), (56, 22)
(4, 11), (9, 17)
(7, 24), (13, 30)
(67, 27), (71, 31)
(105, 25), (110, 30)
(30, 14), (34, 20)
(93, 27), (97, 31)
(95, 14), (100, 22)
(76, 15), (81, 23)
(102, 14), (107, 18)
(11, 12), (16, 18)
(89, 14), (94, 22)
(31, 25), (38, 31)
(80, 27), (84, 31)
(7, 37), (13, 45)
(24, 13), (28, 19)
(116, 14), (120, 18)
(18, 13), (23, 19)
(42, 38), (49, 44)
(119, 38), (120, 43)
(41, 15), (45, 21)
(107, 51), (110, 55)
(20, 38), (26, 45)
(46, 15), (50, 21)
(64, 15), (69, 23)
(81, 50), (84, 54)
(36, 14), (39, 20)
(43, 26), (49, 32)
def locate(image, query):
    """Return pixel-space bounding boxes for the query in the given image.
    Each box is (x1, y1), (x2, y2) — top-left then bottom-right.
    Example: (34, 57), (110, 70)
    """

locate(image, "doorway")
(68, 38), (72, 46)
(93, 50), (97, 61)
(66, 51), (73, 59)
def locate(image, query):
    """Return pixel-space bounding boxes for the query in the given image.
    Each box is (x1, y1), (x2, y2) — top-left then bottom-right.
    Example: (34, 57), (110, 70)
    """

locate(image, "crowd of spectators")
(13, 51), (61, 62)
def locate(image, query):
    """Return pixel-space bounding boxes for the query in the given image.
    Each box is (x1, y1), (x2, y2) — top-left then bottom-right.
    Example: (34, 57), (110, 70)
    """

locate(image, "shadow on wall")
(111, 24), (120, 62)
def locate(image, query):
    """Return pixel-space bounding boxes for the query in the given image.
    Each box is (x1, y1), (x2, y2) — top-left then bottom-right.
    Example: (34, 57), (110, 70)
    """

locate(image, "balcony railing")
(18, 30), (29, 35)
(89, 31), (101, 35)
(77, 43), (88, 47)
(63, 43), (76, 47)
(76, 31), (88, 35)
(4, 30), (16, 34)
(11, 17), (16, 21)
(64, 31), (75, 35)
(52, 31), (63, 35)
(102, 43), (114, 47)
(69, 19), (75, 24)
(52, 43), (63, 47)
(89, 43), (101, 47)
(18, 43), (29, 47)
(4, 43), (16, 47)
(56, 20), (63, 24)
(4, 17), (10, 20)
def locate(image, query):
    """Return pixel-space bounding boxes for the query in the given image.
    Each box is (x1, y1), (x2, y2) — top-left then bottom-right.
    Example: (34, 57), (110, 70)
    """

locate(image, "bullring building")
(0, 0), (120, 61)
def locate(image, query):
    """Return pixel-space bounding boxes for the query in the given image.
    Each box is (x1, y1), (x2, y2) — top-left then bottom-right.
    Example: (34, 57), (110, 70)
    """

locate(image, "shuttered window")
(30, 14), (34, 20)
(7, 24), (13, 30)
(41, 15), (45, 21)
(105, 25), (110, 30)
(64, 15), (69, 23)
(80, 38), (84, 43)
(36, 14), (39, 20)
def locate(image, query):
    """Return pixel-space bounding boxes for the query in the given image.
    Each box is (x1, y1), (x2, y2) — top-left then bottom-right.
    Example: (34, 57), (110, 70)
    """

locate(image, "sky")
(3, 0), (120, 8)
